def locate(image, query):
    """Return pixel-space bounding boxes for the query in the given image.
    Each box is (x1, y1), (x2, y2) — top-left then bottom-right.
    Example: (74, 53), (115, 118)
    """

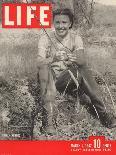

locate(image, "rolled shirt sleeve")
(73, 34), (86, 66)
(75, 34), (84, 51)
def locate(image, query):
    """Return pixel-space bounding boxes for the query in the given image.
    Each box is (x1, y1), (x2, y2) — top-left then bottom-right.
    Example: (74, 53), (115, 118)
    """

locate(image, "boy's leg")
(78, 76), (116, 128)
(55, 69), (78, 97)
(56, 66), (116, 128)
(38, 65), (57, 134)
(78, 66), (116, 128)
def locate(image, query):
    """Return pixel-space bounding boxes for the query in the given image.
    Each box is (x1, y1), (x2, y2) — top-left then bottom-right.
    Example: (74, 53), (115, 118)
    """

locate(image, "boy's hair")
(53, 8), (74, 28)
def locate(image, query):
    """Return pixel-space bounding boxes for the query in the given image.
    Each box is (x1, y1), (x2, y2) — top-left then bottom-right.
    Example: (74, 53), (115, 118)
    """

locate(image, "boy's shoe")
(40, 125), (56, 136)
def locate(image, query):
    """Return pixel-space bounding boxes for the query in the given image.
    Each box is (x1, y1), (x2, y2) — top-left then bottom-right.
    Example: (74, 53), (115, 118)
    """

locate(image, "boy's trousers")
(38, 63), (115, 128)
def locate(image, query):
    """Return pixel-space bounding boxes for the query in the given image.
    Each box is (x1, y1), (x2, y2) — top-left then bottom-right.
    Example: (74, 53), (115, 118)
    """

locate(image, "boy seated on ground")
(37, 8), (116, 135)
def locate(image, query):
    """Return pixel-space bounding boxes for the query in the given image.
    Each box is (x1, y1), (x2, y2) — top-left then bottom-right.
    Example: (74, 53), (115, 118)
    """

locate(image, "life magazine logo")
(2, 3), (52, 28)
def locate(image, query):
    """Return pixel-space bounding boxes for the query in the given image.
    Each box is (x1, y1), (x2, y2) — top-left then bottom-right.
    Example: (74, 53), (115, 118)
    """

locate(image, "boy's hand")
(54, 51), (68, 61)
(67, 49), (86, 66)
(67, 53), (77, 62)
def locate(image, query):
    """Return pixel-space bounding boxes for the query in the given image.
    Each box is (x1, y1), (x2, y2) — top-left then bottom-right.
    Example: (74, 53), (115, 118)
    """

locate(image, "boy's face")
(53, 14), (71, 38)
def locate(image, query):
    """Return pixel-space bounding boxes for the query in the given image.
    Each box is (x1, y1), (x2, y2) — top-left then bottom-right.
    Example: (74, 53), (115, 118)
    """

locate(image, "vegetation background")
(0, 0), (116, 140)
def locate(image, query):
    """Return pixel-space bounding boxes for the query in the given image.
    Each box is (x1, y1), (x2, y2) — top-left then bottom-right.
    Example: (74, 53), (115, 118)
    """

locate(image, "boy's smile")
(53, 14), (71, 39)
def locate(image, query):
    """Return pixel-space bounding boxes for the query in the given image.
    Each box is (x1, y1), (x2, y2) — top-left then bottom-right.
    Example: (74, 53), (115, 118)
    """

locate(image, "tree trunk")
(52, 0), (74, 11)
(73, 0), (94, 28)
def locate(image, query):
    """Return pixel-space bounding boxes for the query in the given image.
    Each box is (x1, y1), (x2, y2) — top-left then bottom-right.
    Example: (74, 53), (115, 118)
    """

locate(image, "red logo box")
(2, 3), (52, 28)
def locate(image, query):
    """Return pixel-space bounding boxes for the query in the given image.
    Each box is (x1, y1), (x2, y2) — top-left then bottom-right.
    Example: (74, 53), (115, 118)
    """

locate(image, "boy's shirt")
(38, 30), (84, 77)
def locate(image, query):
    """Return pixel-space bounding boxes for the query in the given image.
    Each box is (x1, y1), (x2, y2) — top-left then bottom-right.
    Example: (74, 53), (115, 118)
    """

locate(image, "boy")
(38, 8), (116, 135)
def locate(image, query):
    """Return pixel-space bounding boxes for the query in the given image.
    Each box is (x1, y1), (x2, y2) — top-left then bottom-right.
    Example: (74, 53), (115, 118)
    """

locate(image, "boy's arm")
(37, 35), (53, 66)
(65, 33), (86, 67)
(67, 49), (86, 67)
(38, 56), (53, 66)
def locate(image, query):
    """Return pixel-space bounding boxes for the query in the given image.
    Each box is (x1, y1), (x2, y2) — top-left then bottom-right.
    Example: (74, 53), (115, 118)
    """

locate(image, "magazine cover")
(0, 0), (116, 155)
